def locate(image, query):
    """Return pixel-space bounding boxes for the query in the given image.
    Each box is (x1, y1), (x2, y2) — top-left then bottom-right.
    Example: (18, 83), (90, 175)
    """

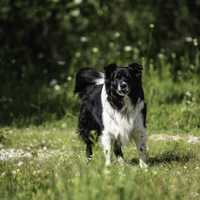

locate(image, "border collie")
(75, 63), (148, 168)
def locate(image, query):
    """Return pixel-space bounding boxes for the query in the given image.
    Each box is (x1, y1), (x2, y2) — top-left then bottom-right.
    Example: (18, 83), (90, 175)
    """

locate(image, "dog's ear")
(104, 63), (117, 77)
(128, 63), (143, 77)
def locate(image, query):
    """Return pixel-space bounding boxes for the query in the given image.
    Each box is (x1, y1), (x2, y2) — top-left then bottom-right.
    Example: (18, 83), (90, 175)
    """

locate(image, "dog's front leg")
(113, 140), (125, 164)
(133, 130), (148, 168)
(101, 131), (112, 166)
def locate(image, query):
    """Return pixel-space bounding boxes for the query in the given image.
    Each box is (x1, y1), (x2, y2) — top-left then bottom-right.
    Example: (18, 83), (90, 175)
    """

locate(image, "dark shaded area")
(129, 150), (194, 166)
(148, 151), (193, 166)
(0, 0), (200, 124)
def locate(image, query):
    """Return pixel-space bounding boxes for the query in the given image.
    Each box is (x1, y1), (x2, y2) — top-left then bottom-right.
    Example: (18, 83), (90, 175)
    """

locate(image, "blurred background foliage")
(0, 0), (200, 126)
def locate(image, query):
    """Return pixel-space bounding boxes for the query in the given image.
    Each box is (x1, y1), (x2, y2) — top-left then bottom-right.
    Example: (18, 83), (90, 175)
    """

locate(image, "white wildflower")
(124, 46), (132, 52)
(152, 170), (157, 175)
(185, 37), (192, 42)
(43, 146), (47, 151)
(149, 24), (155, 29)
(158, 53), (164, 59)
(57, 60), (65, 65)
(54, 84), (61, 91)
(50, 79), (57, 86)
(17, 161), (23, 167)
(109, 42), (114, 48)
(171, 52), (176, 59)
(191, 192), (199, 198)
(80, 36), (88, 42)
(74, 0), (82, 4)
(75, 52), (81, 58)
(71, 9), (80, 17)
(92, 47), (99, 53)
(193, 38), (198, 46)
(185, 91), (192, 97)
(33, 170), (37, 175)
(12, 170), (17, 175)
(1, 172), (6, 177)
(114, 32), (120, 38)
(61, 123), (67, 128)
(67, 76), (72, 81)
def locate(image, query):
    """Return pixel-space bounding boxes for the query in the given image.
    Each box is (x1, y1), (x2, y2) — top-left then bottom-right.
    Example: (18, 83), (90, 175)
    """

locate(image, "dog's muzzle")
(117, 81), (129, 96)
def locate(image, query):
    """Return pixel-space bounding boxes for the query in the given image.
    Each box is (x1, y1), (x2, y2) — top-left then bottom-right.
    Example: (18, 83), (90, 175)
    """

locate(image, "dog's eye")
(116, 74), (122, 79)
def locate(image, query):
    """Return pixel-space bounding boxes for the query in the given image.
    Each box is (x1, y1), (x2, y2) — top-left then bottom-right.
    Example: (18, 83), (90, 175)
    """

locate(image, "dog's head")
(104, 63), (143, 98)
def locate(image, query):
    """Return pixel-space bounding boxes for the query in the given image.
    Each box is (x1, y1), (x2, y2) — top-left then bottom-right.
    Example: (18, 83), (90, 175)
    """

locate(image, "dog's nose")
(120, 82), (128, 90)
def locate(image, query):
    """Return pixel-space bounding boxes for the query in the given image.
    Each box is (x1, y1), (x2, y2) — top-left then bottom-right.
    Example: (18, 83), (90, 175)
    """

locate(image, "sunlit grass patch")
(0, 123), (200, 200)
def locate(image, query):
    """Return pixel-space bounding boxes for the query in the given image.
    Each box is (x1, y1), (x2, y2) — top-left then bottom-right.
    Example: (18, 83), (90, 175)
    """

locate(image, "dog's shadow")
(128, 150), (194, 166)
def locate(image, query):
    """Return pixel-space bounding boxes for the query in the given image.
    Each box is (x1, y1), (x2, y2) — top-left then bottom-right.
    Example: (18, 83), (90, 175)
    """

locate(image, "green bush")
(0, 0), (199, 124)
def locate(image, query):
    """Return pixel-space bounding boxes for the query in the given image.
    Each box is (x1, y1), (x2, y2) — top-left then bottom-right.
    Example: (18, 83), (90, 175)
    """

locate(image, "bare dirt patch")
(149, 134), (200, 144)
(0, 148), (67, 161)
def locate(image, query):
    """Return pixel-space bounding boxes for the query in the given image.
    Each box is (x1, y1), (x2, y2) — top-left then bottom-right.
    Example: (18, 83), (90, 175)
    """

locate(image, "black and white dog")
(75, 63), (148, 168)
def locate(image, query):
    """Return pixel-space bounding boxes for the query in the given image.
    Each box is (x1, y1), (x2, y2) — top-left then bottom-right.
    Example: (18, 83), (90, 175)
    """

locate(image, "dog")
(75, 63), (148, 168)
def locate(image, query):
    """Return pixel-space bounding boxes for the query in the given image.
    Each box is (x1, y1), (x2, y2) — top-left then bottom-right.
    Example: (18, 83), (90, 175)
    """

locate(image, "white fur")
(101, 85), (144, 145)
(95, 72), (105, 85)
(100, 84), (148, 167)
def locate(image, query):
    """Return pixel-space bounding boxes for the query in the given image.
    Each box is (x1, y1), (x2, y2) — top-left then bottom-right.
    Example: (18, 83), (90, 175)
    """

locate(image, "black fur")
(74, 68), (103, 98)
(75, 63), (146, 160)
(75, 68), (104, 158)
(104, 63), (144, 109)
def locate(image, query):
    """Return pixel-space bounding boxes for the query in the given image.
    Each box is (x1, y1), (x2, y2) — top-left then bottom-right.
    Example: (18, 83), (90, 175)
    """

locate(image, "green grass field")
(0, 115), (200, 200)
(1, 68), (200, 200)
(1, 1), (200, 199)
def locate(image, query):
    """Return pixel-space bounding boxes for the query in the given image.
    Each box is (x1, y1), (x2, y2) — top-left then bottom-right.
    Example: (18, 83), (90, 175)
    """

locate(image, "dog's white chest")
(101, 85), (143, 145)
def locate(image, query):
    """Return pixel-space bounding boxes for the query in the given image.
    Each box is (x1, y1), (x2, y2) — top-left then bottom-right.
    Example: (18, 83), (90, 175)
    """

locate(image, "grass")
(0, 116), (200, 200)
(1, 64), (200, 199)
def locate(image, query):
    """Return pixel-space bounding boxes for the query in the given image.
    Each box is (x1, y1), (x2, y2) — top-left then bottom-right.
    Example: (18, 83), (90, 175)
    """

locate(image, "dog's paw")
(86, 157), (92, 164)
(105, 160), (111, 167)
(139, 159), (148, 169)
(117, 157), (126, 165)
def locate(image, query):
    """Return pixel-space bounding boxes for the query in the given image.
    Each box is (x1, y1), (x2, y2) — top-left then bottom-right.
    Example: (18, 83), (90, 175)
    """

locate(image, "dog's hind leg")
(113, 140), (124, 164)
(133, 129), (148, 168)
(101, 131), (112, 166)
(79, 128), (93, 161)
(86, 142), (93, 161)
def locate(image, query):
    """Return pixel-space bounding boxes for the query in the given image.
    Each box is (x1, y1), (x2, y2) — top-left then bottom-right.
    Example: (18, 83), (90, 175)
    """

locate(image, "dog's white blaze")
(95, 72), (105, 85)
(101, 85), (144, 145)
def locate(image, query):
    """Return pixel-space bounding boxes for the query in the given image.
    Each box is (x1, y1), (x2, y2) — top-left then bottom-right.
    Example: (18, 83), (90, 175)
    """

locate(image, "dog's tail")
(74, 68), (104, 98)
